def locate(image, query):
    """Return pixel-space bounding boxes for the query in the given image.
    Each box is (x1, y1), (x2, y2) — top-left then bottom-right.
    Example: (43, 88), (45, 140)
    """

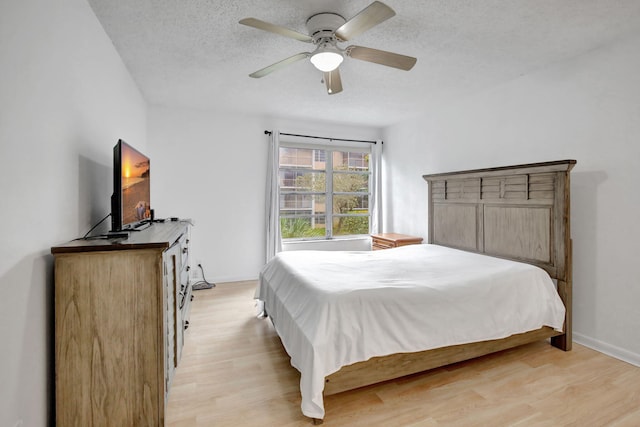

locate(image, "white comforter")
(257, 244), (566, 419)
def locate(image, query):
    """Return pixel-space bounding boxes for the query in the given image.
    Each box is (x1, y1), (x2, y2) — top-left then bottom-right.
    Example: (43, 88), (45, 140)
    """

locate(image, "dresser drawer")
(372, 239), (396, 250)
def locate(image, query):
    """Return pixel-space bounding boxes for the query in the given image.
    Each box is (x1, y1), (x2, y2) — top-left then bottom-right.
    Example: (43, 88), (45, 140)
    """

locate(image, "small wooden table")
(371, 233), (423, 250)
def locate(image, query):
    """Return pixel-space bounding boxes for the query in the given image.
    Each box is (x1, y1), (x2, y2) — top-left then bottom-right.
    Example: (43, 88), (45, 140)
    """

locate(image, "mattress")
(257, 244), (566, 419)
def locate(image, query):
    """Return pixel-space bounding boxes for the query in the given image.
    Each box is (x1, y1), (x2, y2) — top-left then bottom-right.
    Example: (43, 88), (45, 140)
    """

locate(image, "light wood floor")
(166, 281), (640, 426)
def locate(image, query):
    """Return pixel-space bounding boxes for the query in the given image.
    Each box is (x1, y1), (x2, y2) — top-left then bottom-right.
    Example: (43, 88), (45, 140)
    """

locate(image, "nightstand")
(371, 233), (423, 250)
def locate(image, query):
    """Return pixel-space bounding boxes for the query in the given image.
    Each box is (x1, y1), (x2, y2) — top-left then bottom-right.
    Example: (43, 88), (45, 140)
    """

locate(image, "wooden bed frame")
(319, 160), (576, 415)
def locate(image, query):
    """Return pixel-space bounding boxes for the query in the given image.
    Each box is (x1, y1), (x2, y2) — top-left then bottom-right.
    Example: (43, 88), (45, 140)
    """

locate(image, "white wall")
(383, 33), (640, 364)
(148, 106), (381, 282)
(6, 2), (637, 425)
(0, 0), (147, 425)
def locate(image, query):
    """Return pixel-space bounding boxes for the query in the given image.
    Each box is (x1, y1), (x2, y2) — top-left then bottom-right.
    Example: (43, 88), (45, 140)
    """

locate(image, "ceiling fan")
(239, 1), (417, 95)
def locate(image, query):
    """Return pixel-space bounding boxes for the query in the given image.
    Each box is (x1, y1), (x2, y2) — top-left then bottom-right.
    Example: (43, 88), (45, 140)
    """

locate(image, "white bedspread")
(257, 244), (566, 419)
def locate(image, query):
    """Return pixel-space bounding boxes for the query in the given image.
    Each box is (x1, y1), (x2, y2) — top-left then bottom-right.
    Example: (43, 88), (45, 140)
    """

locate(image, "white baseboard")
(573, 332), (640, 367)
(190, 272), (257, 285)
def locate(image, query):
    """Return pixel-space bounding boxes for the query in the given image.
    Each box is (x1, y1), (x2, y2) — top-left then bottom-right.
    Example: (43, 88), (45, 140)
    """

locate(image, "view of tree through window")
(279, 146), (370, 239)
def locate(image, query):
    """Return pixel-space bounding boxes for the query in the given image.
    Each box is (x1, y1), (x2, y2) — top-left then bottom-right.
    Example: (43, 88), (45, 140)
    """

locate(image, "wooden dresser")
(51, 221), (192, 426)
(371, 233), (423, 250)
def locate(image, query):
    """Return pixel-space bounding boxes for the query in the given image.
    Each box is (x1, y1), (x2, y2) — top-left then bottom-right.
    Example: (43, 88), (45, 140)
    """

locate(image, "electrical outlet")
(192, 262), (203, 280)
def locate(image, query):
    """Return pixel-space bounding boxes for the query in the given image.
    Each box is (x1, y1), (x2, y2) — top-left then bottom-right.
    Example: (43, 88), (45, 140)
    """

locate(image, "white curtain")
(265, 130), (282, 263)
(370, 140), (383, 234)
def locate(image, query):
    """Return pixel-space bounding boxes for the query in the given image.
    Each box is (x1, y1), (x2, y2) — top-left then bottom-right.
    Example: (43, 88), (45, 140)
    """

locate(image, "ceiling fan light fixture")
(310, 49), (343, 72)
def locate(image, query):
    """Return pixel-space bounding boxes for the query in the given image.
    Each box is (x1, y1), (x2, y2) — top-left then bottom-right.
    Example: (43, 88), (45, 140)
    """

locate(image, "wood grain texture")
(483, 205), (552, 263)
(424, 160), (575, 352)
(51, 221), (187, 254)
(54, 249), (164, 426)
(52, 221), (192, 426)
(432, 204), (479, 251)
(324, 327), (560, 396)
(166, 281), (640, 427)
(371, 233), (423, 250)
(304, 160), (577, 416)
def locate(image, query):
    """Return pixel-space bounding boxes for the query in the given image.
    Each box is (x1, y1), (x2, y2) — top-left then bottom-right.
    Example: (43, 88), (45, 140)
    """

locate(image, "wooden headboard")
(422, 159), (576, 350)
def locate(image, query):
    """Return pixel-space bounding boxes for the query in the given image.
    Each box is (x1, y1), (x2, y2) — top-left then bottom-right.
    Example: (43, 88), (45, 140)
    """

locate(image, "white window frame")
(279, 141), (372, 241)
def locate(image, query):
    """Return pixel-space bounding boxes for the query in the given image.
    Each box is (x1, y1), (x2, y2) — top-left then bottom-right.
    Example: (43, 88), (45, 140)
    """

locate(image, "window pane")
(333, 151), (369, 171)
(333, 172), (369, 193)
(333, 194), (369, 214)
(280, 147), (326, 169)
(280, 194), (326, 216)
(314, 150), (326, 162)
(279, 147), (313, 167)
(280, 217), (326, 239)
(279, 170), (326, 192)
(278, 145), (371, 240)
(332, 216), (369, 236)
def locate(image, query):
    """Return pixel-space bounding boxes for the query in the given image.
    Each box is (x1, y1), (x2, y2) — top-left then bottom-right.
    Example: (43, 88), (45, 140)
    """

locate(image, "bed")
(257, 159), (576, 423)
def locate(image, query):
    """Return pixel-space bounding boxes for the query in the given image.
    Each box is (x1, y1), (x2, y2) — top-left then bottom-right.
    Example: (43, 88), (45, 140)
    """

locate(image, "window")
(279, 144), (370, 240)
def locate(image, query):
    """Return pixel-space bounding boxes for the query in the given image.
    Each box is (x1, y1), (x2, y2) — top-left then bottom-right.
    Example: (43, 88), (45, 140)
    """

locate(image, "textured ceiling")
(87, 0), (640, 127)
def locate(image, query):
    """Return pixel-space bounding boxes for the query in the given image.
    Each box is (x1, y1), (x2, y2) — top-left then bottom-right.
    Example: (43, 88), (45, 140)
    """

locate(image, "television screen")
(111, 139), (150, 231)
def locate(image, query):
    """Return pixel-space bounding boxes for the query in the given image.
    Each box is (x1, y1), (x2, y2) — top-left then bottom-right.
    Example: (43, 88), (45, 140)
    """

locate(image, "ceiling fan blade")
(334, 1), (395, 41)
(239, 18), (313, 43)
(347, 45), (417, 71)
(249, 52), (310, 78)
(324, 69), (343, 95)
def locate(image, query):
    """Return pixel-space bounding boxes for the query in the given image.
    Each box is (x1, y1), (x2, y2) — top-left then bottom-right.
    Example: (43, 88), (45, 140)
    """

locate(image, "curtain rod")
(264, 130), (380, 144)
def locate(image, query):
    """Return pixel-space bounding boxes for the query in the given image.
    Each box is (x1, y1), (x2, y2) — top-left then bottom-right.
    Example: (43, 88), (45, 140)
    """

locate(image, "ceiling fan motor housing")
(306, 13), (346, 43)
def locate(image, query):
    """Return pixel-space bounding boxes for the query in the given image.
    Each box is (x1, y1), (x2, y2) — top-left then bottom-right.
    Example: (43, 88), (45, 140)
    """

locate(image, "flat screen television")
(111, 139), (151, 232)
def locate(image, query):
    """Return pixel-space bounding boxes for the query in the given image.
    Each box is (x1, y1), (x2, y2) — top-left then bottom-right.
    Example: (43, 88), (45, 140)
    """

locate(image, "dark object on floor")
(192, 263), (216, 290)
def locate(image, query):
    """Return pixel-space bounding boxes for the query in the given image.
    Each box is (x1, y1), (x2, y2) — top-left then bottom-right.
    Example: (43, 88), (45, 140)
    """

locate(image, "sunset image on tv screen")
(121, 144), (150, 225)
